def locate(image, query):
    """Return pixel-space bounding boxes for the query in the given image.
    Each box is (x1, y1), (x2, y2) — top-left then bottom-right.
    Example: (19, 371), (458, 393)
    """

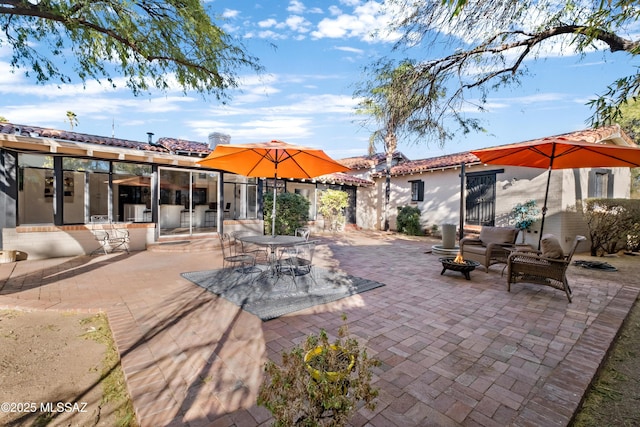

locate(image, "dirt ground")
(0, 253), (638, 427)
(0, 310), (127, 427)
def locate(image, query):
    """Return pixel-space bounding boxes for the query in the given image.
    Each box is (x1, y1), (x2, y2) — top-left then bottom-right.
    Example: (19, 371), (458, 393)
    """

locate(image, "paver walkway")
(0, 231), (637, 426)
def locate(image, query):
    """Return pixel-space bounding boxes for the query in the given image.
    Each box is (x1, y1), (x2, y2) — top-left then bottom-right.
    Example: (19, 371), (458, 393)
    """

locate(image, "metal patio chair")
(90, 215), (130, 255)
(275, 240), (318, 288)
(219, 232), (257, 273)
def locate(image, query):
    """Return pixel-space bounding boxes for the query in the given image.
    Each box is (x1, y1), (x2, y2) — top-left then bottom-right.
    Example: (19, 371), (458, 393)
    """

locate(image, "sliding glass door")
(158, 167), (220, 237)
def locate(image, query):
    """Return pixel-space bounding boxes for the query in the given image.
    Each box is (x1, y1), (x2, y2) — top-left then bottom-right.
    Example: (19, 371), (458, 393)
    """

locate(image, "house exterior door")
(466, 172), (497, 226)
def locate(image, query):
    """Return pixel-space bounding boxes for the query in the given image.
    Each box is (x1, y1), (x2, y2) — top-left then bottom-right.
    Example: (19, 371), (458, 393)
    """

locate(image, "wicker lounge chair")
(460, 226), (519, 272)
(507, 235), (586, 302)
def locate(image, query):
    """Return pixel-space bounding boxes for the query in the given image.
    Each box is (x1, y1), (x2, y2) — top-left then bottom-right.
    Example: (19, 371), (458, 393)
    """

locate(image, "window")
(595, 172), (608, 197)
(410, 180), (424, 202)
(589, 169), (613, 198)
(466, 171), (499, 226)
(62, 158), (111, 224)
(18, 153), (55, 225)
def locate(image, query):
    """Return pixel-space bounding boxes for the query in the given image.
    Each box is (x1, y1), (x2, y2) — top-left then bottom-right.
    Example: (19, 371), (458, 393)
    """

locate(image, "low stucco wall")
(2, 219), (267, 260)
(2, 223), (155, 260)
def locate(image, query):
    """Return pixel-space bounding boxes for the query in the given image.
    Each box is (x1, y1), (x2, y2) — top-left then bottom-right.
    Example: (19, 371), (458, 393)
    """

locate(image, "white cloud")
(340, 0), (362, 6)
(286, 15), (311, 33)
(287, 0), (305, 14)
(222, 9), (239, 19)
(257, 30), (288, 40)
(461, 92), (570, 114)
(311, 1), (401, 42)
(328, 5), (343, 16)
(334, 46), (364, 54)
(188, 115), (314, 143)
(258, 18), (278, 28)
(263, 94), (359, 115)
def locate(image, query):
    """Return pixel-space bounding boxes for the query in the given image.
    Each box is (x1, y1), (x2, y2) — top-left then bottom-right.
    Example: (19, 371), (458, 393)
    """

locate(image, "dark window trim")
(409, 179), (424, 202)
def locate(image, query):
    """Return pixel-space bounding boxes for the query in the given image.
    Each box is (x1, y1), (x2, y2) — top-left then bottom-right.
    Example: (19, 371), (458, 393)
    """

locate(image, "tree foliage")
(263, 192), (310, 236)
(371, 0), (640, 144)
(583, 198), (640, 255)
(355, 60), (444, 153)
(65, 110), (77, 130)
(355, 60), (439, 229)
(318, 189), (349, 233)
(617, 100), (640, 197)
(397, 205), (423, 236)
(0, 0), (262, 98)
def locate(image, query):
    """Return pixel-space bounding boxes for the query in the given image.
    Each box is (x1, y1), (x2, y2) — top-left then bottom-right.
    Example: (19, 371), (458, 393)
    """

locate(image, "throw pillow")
(541, 234), (564, 259)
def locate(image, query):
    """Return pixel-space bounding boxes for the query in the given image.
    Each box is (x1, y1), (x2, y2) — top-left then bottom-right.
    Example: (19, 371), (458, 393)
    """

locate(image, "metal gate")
(466, 173), (496, 226)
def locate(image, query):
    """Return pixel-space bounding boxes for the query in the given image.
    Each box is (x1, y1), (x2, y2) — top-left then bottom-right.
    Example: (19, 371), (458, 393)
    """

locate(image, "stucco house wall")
(364, 126), (636, 252)
(377, 163), (631, 252)
(355, 185), (377, 230)
(384, 167), (466, 233)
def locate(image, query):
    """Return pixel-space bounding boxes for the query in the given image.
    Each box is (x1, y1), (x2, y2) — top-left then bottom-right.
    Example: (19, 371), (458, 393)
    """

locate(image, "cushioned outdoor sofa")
(460, 226), (519, 272)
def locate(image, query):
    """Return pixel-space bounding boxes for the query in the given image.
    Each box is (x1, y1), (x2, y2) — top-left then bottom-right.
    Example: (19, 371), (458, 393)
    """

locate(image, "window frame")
(409, 179), (424, 202)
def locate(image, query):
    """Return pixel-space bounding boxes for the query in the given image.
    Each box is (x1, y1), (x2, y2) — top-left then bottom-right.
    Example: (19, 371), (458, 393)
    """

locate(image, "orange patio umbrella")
(197, 140), (349, 236)
(471, 136), (640, 248)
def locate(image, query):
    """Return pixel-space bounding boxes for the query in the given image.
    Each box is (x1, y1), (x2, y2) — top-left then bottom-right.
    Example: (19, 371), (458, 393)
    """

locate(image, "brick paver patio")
(0, 231), (637, 426)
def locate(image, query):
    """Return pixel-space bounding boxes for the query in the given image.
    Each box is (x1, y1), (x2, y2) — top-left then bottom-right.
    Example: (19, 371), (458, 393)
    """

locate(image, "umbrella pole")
(272, 171), (277, 237)
(538, 167), (552, 250)
(538, 146), (556, 250)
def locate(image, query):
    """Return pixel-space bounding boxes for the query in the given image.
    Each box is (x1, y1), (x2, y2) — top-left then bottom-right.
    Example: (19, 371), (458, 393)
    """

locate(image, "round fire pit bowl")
(439, 257), (481, 280)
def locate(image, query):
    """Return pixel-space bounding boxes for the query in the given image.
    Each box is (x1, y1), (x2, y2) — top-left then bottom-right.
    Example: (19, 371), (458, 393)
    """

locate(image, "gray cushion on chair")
(479, 226), (519, 246)
(541, 234), (564, 259)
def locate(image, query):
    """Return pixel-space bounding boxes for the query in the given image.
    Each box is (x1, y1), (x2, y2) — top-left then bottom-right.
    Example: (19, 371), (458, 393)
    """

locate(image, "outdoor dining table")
(236, 234), (306, 275)
(236, 234), (305, 252)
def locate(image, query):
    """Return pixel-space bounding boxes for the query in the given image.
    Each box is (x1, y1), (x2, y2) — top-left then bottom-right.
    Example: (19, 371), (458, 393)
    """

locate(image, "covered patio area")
(0, 231), (637, 426)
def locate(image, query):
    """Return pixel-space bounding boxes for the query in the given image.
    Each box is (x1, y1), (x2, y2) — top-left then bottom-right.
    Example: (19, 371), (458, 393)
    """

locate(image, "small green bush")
(264, 192), (310, 235)
(583, 198), (640, 255)
(397, 206), (423, 236)
(318, 189), (349, 232)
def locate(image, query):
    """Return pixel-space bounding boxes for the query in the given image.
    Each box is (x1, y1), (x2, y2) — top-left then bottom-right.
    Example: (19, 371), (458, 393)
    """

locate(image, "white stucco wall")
(365, 164), (631, 252)
(472, 165), (630, 251)
(383, 166), (467, 233)
(355, 186), (377, 230)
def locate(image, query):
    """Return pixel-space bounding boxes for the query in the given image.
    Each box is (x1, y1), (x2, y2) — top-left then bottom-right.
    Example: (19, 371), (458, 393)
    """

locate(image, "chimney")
(208, 132), (230, 149)
(147, 132), (155, 145)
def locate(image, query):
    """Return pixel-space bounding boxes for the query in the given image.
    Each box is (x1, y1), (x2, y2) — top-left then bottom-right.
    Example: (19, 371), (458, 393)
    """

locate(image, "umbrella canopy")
(197, 140), (349, 235)
(471, 136), (640, 248)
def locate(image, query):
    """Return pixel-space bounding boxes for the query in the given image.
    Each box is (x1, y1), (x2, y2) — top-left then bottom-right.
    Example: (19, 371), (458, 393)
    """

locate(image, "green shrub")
(397, 206), (423, 236)
(318, 189), (349, 232)
(583, 198), (640, 255)
(264, 192), (310, 235)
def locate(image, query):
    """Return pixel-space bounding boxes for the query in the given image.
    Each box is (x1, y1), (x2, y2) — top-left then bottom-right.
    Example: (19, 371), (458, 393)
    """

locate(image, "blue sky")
(0, 0), (638, 161)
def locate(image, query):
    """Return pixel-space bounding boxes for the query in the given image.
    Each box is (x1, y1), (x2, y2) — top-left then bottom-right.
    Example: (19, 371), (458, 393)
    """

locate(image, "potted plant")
(258, 314), (380, 426)
(510, 199), (540, 244)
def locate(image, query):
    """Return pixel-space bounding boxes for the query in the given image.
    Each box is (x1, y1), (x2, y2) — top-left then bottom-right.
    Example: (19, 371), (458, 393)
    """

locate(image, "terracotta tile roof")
(316, 172), (374, 186)
(0, 122), (212, 156)
(157, 137), (210, 155)
(545, 124), (634, 145)
(1, 121), (374, 187)
(373, 151), (480, 177)
(0, 122), (173, 153)
(339, 151), (409, 169)
(373, 125), (636, 178)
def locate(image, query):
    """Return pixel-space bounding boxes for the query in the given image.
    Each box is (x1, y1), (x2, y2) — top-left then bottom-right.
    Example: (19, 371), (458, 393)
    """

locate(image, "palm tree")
(355, 60), (443, 230)
(65, 111), (78, 130)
